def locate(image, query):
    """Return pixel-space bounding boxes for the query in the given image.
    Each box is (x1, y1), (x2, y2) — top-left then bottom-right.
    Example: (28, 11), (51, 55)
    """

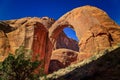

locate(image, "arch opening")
(49, 25), (80, 73)
(63, 27), (79, 42)
(52, 25), (80, 52)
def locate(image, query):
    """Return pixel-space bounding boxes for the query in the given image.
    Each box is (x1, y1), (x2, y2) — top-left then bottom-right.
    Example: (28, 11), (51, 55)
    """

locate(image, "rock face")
(54, 31), (79, 51)
(0, 21), (16, 33)
(0, 17), (79, 73)
(1, 17), (54, 74)
(0, 30), (10, 61)
(40, 17), (79, 51)
(49, 5), (120, 58)
(1, 5), (120, 74)
(49, 49), (78, 73)
(0, 22), (16, 61)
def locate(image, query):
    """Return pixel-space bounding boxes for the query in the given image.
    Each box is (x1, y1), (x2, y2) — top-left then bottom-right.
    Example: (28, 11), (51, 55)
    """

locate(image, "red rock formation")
(54, 31), (79, 51)
(3, 17), (53, 74)
(49, 5), (120, 57)
(40, 17), (79, 51)
(1, 5), (120, 74)
(49, 49), (78, 73)
(2, 17), (78, 74)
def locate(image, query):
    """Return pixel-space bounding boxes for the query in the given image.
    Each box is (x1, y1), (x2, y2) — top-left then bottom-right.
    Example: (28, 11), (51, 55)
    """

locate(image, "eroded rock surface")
(54, 31), (79, 51)
(0, 17), (79, 73)
(49, 49), (78, 73)
(0, 30), (10, 61)
(49, 5), (120, 57)
(1, 17), (53, 74)
(0, 5), (120, 74)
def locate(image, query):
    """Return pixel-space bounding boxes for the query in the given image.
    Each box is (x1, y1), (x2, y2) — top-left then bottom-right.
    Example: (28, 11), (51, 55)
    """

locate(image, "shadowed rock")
(49, 49), (78, 73)
(54, 31), (79, 51)
(45, 46), (120, 80)
(0, 21), (16, 33)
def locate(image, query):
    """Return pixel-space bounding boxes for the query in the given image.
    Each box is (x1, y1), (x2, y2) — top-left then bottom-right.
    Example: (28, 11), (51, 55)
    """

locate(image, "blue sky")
(0, 0), (120, 41)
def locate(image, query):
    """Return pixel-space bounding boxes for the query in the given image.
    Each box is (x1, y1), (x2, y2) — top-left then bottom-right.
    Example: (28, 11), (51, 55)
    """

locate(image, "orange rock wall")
(1, 6), (120, 74)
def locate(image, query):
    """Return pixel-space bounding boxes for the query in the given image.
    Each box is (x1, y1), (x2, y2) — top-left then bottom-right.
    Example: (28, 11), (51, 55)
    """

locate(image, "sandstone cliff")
(1, 5), (120, 75)
(0, 17), (79, 73)
(0, 17), (51, 73)
(3, 17), (78, 53)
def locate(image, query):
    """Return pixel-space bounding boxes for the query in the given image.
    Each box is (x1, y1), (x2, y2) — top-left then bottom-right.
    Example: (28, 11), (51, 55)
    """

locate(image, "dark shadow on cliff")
(50, 47), (120, 80)
(49, 60), (65, 74)
(0, 21), (16, 33)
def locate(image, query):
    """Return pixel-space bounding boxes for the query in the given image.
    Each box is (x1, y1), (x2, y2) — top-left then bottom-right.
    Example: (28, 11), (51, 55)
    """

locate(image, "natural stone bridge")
(0, 5), (120, 74)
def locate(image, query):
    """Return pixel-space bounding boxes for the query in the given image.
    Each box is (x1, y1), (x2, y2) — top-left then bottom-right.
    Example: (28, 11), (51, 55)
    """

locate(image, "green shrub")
(0, 46), (42, 80)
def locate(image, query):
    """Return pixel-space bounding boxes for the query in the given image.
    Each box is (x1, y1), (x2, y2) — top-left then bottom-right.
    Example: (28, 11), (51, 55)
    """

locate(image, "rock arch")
(1, 6), (120, 74)
(49, 5), (120, 54)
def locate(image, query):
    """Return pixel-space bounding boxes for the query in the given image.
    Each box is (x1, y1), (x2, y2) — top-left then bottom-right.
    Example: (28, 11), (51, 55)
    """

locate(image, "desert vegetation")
(0, 46), (46, 80)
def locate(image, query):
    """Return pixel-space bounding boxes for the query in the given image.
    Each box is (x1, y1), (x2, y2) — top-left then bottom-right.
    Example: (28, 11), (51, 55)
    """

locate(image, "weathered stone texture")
(54, 31), (79, 51)
(1, 17), (50, 74)
(49, 49), (78, 73)
(0, 30), (10, 61)
(49, 5), (120, 56)
(0, 5), (120, 74)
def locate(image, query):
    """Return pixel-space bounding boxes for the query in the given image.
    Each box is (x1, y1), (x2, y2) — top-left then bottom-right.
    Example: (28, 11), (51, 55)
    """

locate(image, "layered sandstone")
(49, 49), (78, 73)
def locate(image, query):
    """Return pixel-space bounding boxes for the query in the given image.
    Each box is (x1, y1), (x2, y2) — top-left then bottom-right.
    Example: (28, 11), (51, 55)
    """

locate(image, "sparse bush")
(0, 46), (42, 80)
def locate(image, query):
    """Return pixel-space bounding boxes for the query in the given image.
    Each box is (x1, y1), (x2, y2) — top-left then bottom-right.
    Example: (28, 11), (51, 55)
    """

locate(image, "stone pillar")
(32, 23), (52, 73)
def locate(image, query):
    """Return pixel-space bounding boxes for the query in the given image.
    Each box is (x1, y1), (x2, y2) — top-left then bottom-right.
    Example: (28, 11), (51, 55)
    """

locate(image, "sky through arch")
(64, 27), (79, 41)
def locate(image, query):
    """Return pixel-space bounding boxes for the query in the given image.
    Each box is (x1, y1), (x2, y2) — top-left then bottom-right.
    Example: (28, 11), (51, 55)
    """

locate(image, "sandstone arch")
(49, 5), (120, 55)
(0, 5), (120, 74)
